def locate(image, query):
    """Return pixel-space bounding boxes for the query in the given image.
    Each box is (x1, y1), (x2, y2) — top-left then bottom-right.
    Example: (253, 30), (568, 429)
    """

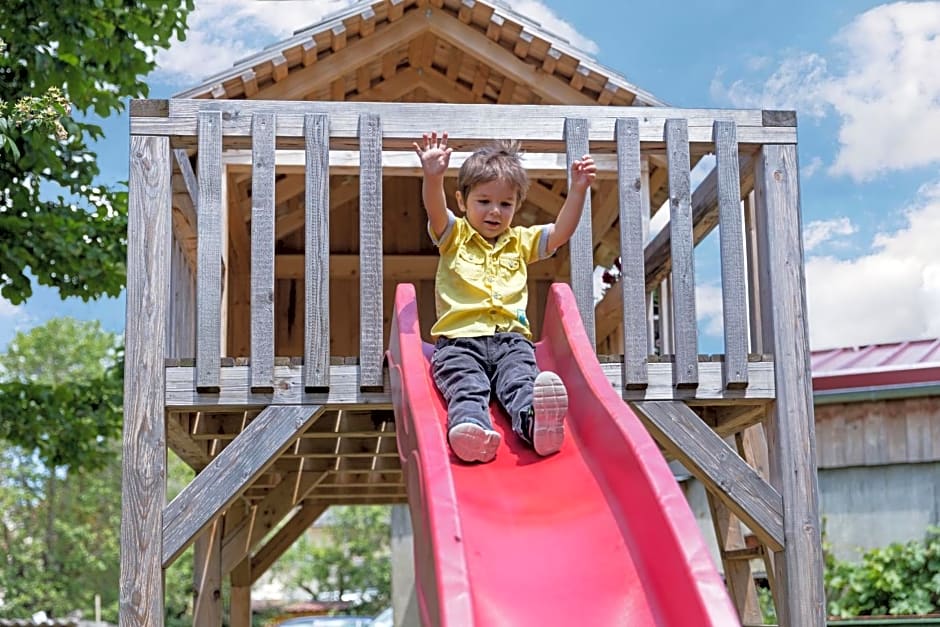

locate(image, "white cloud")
(801, 156), (823, 179)
(508, 0), (599, 55)
(805, 180), (940, 349)
(0, 298), (30, 351)
(153, 0), (356, 84)
(803, 217), (857, 252)
(696, 283), (724, 339)
(712, 2), (940, 181)
(153, 0), (599, 85)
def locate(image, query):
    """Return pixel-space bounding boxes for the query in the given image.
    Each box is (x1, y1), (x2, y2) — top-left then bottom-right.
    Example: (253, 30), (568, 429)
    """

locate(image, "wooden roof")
(173, 0), (666, 108)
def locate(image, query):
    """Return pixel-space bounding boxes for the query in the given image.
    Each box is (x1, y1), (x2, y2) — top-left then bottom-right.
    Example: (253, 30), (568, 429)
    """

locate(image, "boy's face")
(456, 178), (519, 243)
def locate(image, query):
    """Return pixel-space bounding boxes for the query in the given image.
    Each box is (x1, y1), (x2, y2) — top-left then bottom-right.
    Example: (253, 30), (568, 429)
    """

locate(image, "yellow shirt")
(430, 210), (554, 339)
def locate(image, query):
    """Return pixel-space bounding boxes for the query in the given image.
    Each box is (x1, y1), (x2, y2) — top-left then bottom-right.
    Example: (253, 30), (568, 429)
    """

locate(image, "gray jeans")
(430, 333), (537, 440)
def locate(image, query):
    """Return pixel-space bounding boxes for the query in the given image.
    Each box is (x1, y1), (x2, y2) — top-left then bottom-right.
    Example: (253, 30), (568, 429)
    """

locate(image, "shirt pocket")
(453, 247), (485, 281)
(497, 253), (522, 282)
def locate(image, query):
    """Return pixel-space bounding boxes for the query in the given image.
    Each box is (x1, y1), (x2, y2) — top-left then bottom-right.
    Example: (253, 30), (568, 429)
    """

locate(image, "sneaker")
(448, 422), (502, 463)
(531, 371), (568, 456)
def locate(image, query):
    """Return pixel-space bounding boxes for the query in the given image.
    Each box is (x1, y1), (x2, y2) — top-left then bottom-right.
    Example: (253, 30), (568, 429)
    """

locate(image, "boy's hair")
(457, 139), (529, 204)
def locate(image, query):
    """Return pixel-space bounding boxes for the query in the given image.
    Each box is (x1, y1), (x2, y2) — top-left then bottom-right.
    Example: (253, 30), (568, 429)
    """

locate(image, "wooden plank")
(304, 114), (331, 390)
(225, 504), (252, 627)
(358, 114), (384, 389)
(250, 503), (329, 584)
(164, 360), (775, 410)
(564, 118), (595, 344)
(632, 401), (784, 551)
(162, 405), (325, 566)
(706, 491), (762, 624)
(665, 119), (698, 387)
(121, 135), (171, 627)
(196, 111), (223, 391)
(714, 120), (749, 388)
(754, 143), (826, 626)
(615, 118), (647, 389)
(250, 113), (276, 391)
(743, 192), (764, 353)
(192, 519), (222, 626)
(220, 468), (327, 574)
(141, 101), (797, 149)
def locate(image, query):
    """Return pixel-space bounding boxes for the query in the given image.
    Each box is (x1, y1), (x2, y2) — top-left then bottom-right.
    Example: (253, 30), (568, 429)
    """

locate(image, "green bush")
(825, 527), (940, 617)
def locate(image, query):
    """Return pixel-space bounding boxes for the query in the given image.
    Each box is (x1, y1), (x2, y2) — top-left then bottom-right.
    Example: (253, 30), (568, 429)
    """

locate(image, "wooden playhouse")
(120, 1), (825, 625)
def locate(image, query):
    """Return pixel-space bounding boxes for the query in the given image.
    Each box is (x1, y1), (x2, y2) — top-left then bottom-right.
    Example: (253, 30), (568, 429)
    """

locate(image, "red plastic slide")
(387, 283), (739, 626)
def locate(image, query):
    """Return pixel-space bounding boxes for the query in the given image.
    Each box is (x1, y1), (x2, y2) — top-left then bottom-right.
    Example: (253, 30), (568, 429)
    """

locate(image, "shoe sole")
(448, 423), (501, 463)
(532, 371), (568, 456)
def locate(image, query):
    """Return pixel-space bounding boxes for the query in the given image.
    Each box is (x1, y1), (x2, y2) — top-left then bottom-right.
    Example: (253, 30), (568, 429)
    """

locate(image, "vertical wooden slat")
(665, 119), (698, 387)
(615, 118), (647, 388)
(196, 111), (223, 391)
(229, 557), (252, 627)
(250, 113), (276, 391)
(714, 120), (749, 388)
(359, 113), (384, 388)
(304, 114), (331, 390)
(563, 117), (595, 344)
(121, 135), (170, 627)
(192, 519), (222, 626)
(754, 143), (826, 627)
(744, 191), (764, 354)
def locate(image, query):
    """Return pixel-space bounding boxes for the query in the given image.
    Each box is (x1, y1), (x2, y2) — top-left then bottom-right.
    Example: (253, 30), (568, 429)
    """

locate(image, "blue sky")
(2, 0), (939, 352)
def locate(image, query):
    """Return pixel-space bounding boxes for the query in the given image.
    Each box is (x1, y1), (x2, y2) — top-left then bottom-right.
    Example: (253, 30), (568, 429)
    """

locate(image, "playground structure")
(120, 2), (825, 625)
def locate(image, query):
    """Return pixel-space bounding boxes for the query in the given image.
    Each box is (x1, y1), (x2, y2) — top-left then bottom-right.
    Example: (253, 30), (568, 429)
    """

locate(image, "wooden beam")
(162, 405), (325, 567)
(427, 10), (596, 105)
(121, 135), (171, 627)
(755, 144), (826, 626)
(350, 67), (422, 102)
(257, 12), (426, 100)
(632, 401), (784, 552)
(220, 468), (327, 574)
(250, 503), (329, 584)
(192, 519), (222, 626)
(276, 176), (359, 240)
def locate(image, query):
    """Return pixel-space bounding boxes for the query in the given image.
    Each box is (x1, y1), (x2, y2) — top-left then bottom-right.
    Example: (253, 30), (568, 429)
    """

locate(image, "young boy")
(413, 132), (596, 463)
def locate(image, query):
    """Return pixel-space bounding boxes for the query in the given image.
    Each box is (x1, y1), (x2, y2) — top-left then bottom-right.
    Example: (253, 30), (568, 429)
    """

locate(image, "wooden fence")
(130, 99), (797, 395)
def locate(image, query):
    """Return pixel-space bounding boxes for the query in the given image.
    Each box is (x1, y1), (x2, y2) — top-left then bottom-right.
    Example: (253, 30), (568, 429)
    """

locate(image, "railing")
(129, 99), (801, 396)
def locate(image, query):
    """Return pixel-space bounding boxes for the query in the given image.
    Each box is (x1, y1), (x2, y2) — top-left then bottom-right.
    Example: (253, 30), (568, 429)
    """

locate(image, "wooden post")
(121, 135), (171, 627)
(564, 117), (595, 345)
(230, 558), (252, 627)
(193, 519), (223, 626)
(359, 113), (384, 389)
(753, 142), (826, 626)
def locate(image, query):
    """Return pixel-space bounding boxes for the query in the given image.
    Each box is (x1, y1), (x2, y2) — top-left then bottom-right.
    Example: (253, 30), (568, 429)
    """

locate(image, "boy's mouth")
(484, 219), (501, 227)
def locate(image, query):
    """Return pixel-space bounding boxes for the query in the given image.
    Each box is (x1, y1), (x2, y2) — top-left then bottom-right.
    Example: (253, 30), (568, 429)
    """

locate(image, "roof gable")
(174, 0), (665, 107)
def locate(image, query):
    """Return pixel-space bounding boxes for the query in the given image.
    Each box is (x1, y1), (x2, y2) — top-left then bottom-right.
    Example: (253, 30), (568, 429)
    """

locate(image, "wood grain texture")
(192, 519), (222, 626)
(632, 401), (784, 551)
(714, 121), (749, 389)
(162, 405), (324, 566)
(358, 114), (384, 389)
(121, 135), (171, 627)
(250, 113), (276, 391)
(754, 143), (826, 626)
(219, 468), (327, 575)
(665, 119), (698, 387)
(615, 118), (647, 388)
(250, 503), (328, 583)
(196, 111), (223, 391)
(137, 100), (798, 149)
(564, 118), (595, 345)
(304, 114), (331, 389)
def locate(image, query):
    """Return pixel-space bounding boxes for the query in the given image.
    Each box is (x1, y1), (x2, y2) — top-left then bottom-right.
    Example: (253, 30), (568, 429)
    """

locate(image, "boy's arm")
(546, 155), (597, 252)
(413, 131), (452, 240)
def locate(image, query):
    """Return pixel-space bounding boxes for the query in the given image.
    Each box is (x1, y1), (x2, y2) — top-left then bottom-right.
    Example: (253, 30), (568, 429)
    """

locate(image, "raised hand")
(570, 155), (597, 193)
(413, 131), (453, 178)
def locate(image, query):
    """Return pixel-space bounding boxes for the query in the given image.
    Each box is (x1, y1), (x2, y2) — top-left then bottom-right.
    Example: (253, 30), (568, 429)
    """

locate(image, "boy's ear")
(454, 190), (466, 214)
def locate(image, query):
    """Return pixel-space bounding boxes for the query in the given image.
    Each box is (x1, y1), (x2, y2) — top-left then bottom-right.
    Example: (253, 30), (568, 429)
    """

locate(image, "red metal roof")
(811, 338), (940, 393)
